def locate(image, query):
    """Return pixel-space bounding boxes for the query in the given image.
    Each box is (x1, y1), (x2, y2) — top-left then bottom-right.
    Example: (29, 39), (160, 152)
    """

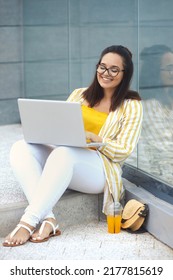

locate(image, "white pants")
(10, 140), (105, 227)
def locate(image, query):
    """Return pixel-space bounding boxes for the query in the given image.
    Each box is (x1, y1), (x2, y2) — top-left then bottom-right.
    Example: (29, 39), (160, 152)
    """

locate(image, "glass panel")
(23, 0), (69, 99)
(138, 0), (173, 185)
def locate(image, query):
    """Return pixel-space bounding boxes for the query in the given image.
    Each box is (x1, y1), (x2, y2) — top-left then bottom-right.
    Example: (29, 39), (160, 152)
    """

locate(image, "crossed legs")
(3, 140), (105, 246)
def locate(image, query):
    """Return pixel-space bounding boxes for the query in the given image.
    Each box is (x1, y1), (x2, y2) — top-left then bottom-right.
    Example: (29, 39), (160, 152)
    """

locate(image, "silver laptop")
(18, 98), (106, 148)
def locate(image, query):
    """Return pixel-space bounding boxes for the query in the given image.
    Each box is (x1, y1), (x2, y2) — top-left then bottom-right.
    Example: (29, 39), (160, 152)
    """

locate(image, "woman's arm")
(98, 100), (143, 162)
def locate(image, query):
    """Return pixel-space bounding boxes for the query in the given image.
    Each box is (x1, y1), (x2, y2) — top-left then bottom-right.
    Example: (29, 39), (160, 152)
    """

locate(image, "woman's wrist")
(86, 131), (102, 142)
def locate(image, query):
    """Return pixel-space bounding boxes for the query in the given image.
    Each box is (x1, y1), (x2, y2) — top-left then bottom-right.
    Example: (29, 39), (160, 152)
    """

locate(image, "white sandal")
(30, 220), (61, 243)
(3, 224), (35, 247)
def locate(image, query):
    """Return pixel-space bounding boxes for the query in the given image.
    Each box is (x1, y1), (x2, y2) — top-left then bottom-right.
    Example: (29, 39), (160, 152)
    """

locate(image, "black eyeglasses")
(97, 64), (125, 77)
(160, 65), (173, 75)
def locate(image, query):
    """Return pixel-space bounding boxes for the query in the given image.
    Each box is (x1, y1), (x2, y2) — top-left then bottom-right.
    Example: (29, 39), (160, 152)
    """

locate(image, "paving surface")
(1, 221), (173, 260)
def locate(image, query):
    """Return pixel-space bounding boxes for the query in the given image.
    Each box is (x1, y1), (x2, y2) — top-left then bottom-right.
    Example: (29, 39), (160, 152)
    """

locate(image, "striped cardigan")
(67, 88), (143, 214)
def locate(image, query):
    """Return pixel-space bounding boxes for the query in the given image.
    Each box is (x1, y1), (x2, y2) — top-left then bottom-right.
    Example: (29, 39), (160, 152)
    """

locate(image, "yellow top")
(81, 105), (108, 135)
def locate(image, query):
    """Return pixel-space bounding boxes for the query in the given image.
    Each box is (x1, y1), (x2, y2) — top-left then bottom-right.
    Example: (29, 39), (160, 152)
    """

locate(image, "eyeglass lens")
(161, 65), (173, 74)
(97, 64), (121, 77)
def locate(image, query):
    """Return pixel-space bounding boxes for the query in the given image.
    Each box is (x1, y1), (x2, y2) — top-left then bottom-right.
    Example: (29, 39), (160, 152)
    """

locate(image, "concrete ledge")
(0, 124), (25, 206)
(0, 190), (100, 237)
(123, 178), (173, 249)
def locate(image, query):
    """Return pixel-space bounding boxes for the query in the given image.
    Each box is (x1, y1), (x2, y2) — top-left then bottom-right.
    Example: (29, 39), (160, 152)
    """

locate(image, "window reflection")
(139, 45), (173, 184)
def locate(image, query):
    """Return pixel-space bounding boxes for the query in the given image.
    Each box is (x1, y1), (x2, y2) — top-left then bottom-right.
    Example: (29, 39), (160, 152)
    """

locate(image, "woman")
(3, 45), (142, 247)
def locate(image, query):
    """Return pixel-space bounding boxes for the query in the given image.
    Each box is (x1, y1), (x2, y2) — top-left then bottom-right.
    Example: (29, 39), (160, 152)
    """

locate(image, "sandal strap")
(10, 224), (34, 238)
(39, 220), (59, 235)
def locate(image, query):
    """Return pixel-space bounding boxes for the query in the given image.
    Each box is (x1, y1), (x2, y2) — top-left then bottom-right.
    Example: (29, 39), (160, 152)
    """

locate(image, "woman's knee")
(10, 139), (26, 166)
(48, 146), (76, 162)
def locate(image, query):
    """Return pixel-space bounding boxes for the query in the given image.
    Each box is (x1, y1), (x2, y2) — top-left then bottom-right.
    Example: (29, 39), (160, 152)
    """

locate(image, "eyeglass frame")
(160, 65), (173, 75)
(96, 63), (125, 77)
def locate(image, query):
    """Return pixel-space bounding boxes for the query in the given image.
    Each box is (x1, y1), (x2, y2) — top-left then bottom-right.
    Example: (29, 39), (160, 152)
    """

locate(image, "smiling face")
(97, 52), (124, 95)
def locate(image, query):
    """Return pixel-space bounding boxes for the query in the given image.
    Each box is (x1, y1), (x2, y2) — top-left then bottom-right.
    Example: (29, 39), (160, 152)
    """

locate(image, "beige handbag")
(121, 199), (149, 232)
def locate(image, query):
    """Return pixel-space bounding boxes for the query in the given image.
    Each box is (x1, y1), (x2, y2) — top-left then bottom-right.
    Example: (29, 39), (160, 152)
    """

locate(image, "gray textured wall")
(0, 0), (173, 124)
(0, 0), (23, 124)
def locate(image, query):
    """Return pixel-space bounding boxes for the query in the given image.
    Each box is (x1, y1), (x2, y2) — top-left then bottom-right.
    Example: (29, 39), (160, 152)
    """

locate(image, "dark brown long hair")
(82, 45), (141, 111)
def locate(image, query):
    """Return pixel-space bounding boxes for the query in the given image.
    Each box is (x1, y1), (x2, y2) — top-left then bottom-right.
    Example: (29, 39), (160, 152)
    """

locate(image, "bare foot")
(31, 218), (58, 242)
(3, 221), (35, 247)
